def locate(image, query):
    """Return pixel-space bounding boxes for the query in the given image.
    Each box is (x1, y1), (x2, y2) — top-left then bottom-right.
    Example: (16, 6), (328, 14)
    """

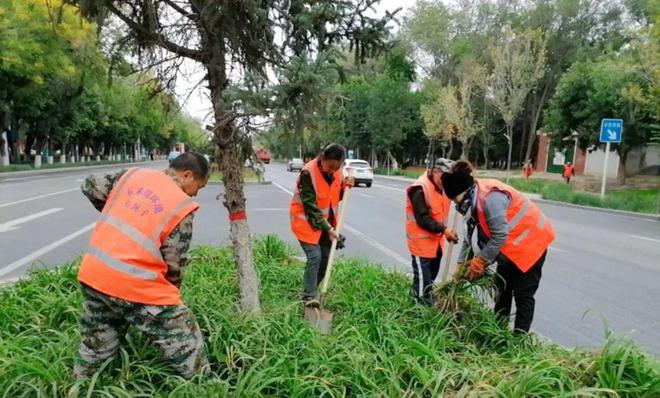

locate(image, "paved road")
(1, 162), (659, 355)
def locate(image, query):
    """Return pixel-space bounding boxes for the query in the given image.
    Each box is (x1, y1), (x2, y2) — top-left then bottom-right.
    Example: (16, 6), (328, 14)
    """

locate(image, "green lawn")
(374, 168), (659, 214)
(209, 168), (261, 183)
(507, 179), (659, 214)
(0, 159), (138, 173)
(0, 235), (658, 396)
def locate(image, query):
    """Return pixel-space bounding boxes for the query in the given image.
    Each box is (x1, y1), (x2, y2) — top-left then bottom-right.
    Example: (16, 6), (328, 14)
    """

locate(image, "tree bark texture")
(524, 83), (549, 162)
(506, 125), (513, 182)
(207, 36), (261, 314)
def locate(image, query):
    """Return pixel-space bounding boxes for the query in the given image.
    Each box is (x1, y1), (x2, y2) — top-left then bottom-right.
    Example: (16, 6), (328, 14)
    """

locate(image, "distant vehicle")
(287, 158), (304, 172)
(343, 159), (373, 187)
(167, 150), (181, 163)
(255, 148), (271, 164)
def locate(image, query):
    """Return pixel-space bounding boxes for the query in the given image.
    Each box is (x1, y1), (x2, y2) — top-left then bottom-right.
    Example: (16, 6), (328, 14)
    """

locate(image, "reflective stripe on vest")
(475, 178), (555, 272)
(88, 246), (158, 280)
(78, 168), (199, 305)
(405, 173), (450, 258)
(289, 158), (342, 244)
(98, 213), (162, 260)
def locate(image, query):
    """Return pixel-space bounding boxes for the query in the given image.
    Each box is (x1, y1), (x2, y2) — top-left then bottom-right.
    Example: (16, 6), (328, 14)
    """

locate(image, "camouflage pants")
(74, 285), (208, 379)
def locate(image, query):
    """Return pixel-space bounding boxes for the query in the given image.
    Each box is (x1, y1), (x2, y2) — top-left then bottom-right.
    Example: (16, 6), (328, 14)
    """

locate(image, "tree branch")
(104, 2), (204, 62)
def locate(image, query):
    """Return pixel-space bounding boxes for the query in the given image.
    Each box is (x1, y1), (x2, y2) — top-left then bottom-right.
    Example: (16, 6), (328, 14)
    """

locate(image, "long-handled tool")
(439, 203), (462, 283)
(304, 184), (352, 333)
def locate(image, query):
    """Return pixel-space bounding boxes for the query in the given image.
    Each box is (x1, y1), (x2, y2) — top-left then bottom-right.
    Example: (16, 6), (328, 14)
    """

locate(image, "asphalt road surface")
(1, 161), (659, 355)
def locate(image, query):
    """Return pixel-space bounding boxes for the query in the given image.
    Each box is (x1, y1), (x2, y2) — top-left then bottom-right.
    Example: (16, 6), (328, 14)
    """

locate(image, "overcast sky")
(177, 0), (415, 126)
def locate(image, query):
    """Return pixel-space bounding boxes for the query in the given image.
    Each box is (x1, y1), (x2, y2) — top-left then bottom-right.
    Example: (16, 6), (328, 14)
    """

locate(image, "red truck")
(255, 148), (272, 164)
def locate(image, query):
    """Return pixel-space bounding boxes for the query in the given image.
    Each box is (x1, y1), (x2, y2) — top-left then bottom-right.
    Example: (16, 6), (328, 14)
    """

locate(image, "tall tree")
(486, 27), (546, 180)
(77, 0), (394, 313)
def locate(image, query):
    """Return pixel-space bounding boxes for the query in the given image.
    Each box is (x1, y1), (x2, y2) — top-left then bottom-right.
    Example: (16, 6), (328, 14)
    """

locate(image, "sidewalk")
(0, 160), (164, 179)
(375, 173), (659, 221)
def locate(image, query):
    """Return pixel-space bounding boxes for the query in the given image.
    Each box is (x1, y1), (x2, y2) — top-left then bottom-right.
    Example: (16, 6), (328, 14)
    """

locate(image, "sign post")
(599, 119), (623, 198)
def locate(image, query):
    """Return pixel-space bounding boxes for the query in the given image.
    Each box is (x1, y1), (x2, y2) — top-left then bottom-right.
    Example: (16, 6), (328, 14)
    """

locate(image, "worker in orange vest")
(563, 162), (575, 183)
(405, 159), (459, 306)
(74, 152), (210, 379)
(441, 160), (555, 333)
(522, 161), (533, 179)
(290, 143), (354, 309)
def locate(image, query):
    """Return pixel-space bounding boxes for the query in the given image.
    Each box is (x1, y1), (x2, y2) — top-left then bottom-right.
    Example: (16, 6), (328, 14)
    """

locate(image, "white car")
(343, 159), (373, 187)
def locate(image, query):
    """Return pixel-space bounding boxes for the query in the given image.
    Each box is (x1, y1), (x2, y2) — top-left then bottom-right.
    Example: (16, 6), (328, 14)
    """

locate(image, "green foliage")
(0, 0), (199, 163)
(1, 236), (658, 396)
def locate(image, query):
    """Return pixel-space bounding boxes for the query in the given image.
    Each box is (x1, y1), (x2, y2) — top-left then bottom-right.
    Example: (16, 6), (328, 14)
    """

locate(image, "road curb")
(531, 198), (659, 221)
(208, 180), (272, 186)
(375, 173), (659, 221)
(0, 161), (158, 178)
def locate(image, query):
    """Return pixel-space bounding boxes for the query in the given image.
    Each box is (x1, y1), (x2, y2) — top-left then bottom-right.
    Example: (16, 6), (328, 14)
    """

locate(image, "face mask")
(456, 185), (475, 215)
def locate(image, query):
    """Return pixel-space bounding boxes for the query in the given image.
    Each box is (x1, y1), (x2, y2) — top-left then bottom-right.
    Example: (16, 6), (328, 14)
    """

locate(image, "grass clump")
(1, 235), (659, 397)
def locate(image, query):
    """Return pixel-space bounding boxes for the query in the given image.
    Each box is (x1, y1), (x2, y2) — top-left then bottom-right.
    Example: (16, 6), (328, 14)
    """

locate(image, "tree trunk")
(207, 38), (261, 314)
(506, 125), (513, 183)
(617, 149), (628, 185)
(519, 119), (527, 164)
(524, 83), (549, 162)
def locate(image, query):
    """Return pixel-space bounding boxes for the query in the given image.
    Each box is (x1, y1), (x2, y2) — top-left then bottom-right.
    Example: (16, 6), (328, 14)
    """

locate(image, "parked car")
(167, 150), (181, 163)
(255, 148), (272, 164)
(343, 159), (373, 187)
(287, 158), (305, 172)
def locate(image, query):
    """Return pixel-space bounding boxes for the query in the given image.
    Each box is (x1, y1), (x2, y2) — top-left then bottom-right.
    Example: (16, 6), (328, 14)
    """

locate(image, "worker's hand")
(443, 228), (459, 244)
(328, 229), (341, 241)
(344, 177), (355, 188)
(453, 261), (469, 280)
(336, 234), (346, 249)
(465, 256), (487, 281)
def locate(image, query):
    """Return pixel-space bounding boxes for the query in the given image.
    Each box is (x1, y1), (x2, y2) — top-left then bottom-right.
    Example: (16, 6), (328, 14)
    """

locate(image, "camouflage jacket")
(81, 168), (195, 288)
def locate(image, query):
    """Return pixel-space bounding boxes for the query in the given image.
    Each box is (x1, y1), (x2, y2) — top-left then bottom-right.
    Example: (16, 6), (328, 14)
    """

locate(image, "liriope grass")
(0, 235), (658, 397)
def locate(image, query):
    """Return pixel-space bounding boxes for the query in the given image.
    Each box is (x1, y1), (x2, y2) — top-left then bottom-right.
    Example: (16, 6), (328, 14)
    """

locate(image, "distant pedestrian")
(562, 162), (575, 183)
(74, 152), (210, 380)
(522, 161), (533, 180)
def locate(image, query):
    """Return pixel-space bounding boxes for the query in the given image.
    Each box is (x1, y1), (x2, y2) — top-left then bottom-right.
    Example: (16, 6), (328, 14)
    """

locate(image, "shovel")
(304, 183), (352, 333)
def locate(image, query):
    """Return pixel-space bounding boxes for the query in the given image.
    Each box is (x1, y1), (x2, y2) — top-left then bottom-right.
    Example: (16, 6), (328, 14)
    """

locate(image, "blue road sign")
(600, 119), (623, 143)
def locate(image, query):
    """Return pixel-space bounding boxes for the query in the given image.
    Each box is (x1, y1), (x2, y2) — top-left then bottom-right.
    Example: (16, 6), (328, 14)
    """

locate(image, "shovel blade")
(303, 307), (334, 333)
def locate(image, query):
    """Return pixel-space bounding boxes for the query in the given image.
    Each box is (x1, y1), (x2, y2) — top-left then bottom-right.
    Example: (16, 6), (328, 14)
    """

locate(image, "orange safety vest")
(475, 179), (555, 273)
(405, 173), (451, 258)
(563, 164), (574, 178)
(290, 158), (342, 244)
(78, 168), (199, 305)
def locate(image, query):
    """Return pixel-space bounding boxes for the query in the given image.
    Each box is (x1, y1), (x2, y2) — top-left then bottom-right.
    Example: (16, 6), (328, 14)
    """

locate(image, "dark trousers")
(493, 251), (546, 333)
(300, 232), (332, 300)
(411, 246), (442, 306)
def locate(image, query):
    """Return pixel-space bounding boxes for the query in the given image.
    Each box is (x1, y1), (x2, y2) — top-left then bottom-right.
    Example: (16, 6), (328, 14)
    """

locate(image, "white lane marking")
(0, 188), (78, 208)
(357, 192), (374, 198)
(271, 174), (409, 267)
(342, 224), (409, 266)
(272, 181), (293, 196)
(76, 179), (83, 182)
(0, 208), (63, 233)
(549, 246), (567, 253)
(372, 184), (405, 193)
(0, 223), (95, 278)
(629, 234), (660, 244)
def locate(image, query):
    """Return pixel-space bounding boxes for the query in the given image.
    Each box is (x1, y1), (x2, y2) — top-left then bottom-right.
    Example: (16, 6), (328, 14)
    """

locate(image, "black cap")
(441, 169), (475, 199)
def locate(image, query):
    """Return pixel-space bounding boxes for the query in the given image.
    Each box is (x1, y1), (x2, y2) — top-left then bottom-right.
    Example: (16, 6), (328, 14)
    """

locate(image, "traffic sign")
(600, 119), (623, 143)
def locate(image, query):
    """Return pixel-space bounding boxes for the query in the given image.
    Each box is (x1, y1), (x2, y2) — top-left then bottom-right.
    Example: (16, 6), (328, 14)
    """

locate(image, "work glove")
(443, 228), (459, 244)
(336, 234), (346, 250)
(465, 256), (487, 281)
